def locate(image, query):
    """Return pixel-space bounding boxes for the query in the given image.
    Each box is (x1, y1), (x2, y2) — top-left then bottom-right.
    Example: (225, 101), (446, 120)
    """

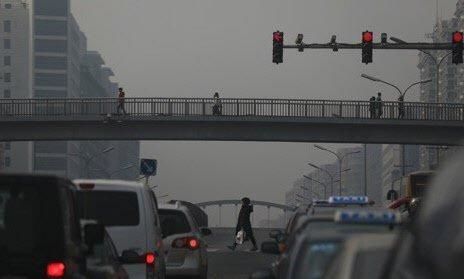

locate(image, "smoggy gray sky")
(72, 0), (456, 226)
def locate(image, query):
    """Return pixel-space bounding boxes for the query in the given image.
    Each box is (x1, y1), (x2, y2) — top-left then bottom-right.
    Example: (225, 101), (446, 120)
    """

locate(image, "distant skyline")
(72, 0), (457, 226)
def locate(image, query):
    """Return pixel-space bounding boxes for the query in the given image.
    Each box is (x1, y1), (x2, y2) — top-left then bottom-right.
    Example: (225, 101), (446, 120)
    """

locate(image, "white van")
(74, 179), (166, 279)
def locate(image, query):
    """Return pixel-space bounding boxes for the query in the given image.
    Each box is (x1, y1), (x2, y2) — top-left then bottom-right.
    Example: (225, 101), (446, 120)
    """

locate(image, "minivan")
(74, 179), (166, 279)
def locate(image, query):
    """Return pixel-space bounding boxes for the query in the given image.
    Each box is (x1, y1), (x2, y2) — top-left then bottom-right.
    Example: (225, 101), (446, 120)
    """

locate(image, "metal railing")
(0, 97), (462, 121)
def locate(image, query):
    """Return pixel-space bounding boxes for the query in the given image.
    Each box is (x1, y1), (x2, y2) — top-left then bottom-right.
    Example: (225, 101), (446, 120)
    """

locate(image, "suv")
(158, 202), (211, 279)
(74, 179), (166, 279)
(0, 174), (98, 278)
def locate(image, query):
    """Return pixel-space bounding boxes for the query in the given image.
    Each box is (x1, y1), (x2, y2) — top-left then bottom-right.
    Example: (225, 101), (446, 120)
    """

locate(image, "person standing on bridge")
(375, 92), (383, 118)
(369, 96), (376, 118)
(228, 197), (258, 251)
(117, 87), (127, 115)
(398, 95), (405, 119)
(212, 92), (222, 116)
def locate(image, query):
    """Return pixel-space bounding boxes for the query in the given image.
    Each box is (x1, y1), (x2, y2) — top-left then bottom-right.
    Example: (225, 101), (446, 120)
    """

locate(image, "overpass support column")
(283, 209), (287, 228)
(267, 206), (271, 228)
(219, 205), (222, 227)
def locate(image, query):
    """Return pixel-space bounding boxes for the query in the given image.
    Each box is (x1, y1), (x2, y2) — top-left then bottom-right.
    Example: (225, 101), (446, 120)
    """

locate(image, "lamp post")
(68, 146), (115, 178)
(308, 163), (334, 196)
(301, 185), (320, 199)
(314, 145), (360, 195)
(303, 175), (327, 199)
(390, 36), (450, 103)
(391, 36), (451, 168)
(361, 73), (432, 100)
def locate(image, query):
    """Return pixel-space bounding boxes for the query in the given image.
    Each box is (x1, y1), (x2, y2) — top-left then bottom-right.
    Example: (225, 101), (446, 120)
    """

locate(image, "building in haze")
(338, 147), (364, 196)
(0, 0), (33, 173)
(0, 0), (140, 179)
(417, 2), (464, 169)
(381, 144), (420, 207)
(365, 144), (383, 205)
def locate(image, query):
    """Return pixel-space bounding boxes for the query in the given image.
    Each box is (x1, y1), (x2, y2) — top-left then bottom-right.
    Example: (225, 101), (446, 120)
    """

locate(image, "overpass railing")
(0, 98), (463, 121)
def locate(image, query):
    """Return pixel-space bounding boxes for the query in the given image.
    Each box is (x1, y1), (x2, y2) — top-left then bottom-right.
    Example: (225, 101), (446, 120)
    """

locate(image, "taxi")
(323, 233), (398, 279)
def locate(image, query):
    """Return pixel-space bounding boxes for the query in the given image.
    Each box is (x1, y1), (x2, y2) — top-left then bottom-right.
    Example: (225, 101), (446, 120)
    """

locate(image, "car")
(258, 207), (402, 279)
(81, 220), (129, 279)
(0, 174), (103, 278)
(74, 179), (166, 279)
(158, 202), (211, 279)
(323, 233), (397, 279)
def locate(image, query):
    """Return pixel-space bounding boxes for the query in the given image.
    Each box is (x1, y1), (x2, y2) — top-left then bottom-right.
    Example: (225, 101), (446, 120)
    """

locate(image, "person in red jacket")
(117, 87), (127, 115)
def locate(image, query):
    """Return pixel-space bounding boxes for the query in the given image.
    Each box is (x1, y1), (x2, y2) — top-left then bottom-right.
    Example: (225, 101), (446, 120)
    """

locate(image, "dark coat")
(235, 205), (254, 236)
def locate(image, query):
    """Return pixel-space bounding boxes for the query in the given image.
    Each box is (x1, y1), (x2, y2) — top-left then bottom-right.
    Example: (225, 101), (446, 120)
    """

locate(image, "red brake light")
(47, 262), (65, 277)
(189, 239), (198, 248)
(146, 253), (155, 265)
(79, 183), (95, 189)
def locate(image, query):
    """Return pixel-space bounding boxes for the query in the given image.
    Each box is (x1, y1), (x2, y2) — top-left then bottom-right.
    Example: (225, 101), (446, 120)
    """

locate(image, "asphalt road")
(204, 227), (279, 279)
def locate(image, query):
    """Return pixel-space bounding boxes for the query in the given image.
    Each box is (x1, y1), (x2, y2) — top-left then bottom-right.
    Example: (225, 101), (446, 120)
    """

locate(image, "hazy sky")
(72, 0), (457, 226)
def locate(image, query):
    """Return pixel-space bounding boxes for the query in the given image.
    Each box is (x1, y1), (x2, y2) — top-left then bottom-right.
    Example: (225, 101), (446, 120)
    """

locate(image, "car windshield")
(302, 220), (397, 234)
(76, 191), (140, 226)
(0, 178), (63, 257)
(159, 209), (191, 237)
(293, 241), (340, 279)
(353, 249), (391, 279)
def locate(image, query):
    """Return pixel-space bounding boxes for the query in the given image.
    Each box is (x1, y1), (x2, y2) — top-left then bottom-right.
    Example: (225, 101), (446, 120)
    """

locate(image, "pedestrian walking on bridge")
(117, 87), (127, 115)
(398, 95), (405, 119)
(369, 96), (376, 118)
(212, 92), (222, 115)
(228, 197), (258, 251)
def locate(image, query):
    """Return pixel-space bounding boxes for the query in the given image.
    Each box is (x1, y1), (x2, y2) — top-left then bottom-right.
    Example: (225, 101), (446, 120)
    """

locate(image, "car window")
(76, 191), (140, 226)
(294, 241), (340, 279)
(159, 209), (191, 237)
(353, 249), (390, 279)
(0, 178), (64, 257)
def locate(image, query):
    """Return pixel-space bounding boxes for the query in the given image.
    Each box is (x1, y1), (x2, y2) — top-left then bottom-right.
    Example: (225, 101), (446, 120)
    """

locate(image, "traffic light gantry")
(273, 30), (464, 65)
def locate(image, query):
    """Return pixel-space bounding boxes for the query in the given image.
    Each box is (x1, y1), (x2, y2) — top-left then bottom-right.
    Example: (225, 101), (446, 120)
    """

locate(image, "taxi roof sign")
(328, 196), (369, 204)
(334, 210), (402, 224)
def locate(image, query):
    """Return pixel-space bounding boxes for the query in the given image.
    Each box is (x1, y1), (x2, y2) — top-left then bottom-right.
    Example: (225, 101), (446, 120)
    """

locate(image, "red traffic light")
(363, 32), (373, 42)
(454, 32), (463, 42)
(274, 32), (283, 41)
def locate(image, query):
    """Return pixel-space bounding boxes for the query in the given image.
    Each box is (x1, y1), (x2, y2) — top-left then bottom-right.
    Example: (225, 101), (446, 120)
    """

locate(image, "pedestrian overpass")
(0, 97), (463, 145)
(196, 199), (296, 227)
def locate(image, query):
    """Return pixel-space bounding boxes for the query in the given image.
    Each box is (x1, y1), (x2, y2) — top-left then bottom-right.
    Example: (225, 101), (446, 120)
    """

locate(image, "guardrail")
(0, 98), (462, 121)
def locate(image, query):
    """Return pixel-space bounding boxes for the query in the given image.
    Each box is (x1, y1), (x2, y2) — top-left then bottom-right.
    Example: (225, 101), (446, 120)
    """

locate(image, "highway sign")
(140, 159), (157, 176)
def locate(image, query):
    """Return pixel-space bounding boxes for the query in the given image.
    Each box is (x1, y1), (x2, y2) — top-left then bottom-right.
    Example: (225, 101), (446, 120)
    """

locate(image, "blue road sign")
(140, 159), (157, 176)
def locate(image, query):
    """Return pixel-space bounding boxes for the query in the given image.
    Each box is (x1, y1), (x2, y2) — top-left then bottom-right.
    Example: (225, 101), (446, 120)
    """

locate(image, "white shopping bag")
(235, 229), (246, 245)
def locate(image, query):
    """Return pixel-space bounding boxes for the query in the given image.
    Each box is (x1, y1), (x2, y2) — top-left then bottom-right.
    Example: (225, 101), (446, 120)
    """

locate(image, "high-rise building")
(418, 7), (464, 169)
(0, 0), (33, 173)
(365, 144), (383, 205)
(1, 0), (140, 179)
(338, 147), (364, 196)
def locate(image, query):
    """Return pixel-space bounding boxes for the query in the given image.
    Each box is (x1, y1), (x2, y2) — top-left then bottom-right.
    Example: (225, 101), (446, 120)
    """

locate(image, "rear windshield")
(77, 191), (140, 226)
(294, 241), (340, 279)
(0, 177), (64, 257)
(302, 220), (397, 234)
(159, 209), (191, 237)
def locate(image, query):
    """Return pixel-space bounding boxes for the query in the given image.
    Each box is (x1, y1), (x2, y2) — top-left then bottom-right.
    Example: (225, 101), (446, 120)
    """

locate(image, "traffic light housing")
(273, 31), (284, 64)
(362, 31), (373, 64)
(452, 31), (463, 64)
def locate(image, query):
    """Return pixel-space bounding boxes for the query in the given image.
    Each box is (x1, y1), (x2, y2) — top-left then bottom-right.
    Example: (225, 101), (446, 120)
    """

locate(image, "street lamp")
(300, 185), (320, 199)
(308, 163), (334, 195)
(391, 36), (451, 103)
(303, 175), (327, 199)
(68, 146), (115, 178)
(314, 144), (360, 195)
(361, 73), (432, 100)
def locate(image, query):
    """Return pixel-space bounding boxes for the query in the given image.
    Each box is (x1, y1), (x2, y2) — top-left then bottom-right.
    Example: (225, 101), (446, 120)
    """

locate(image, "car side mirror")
(268, 229), (281, 240)
(84, 224), (104, 250)
(249, 268), (276, 279)
(261, 241), (280, 255)
(119, 250), (142, 264)
(386, 190), (398, 201)
(276, 233), (288, 244)
(201, 227), (212, 236)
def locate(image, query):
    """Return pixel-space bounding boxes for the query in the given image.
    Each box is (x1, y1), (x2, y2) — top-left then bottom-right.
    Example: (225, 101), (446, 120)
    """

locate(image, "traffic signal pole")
(283, 42), (454, 50)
